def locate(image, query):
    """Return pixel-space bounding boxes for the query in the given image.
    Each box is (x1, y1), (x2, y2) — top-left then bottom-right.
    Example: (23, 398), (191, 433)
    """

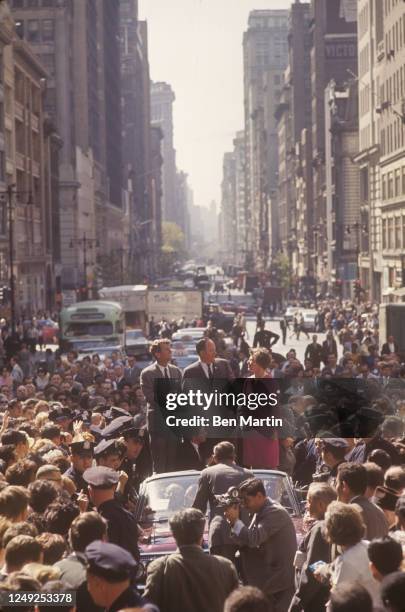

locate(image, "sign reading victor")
(147, 290), (203, 321)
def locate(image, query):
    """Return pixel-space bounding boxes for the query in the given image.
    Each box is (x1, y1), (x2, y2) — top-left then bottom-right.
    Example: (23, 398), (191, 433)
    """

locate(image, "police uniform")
(83, 466), (140, 562)
(84, 541), (145, 612)
(64, 440), (95, 492)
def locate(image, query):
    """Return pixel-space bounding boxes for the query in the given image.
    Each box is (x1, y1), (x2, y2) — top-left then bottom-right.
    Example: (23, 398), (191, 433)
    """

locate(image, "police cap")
(69, 440), (95, 455)
(101, 416), (133, 439)
(94, 438), (120, 457)
(122, 426), (146, 443)
(85, 540), (137, 581)
(83, 466), (119, 489)
(321, 438), (349, 449)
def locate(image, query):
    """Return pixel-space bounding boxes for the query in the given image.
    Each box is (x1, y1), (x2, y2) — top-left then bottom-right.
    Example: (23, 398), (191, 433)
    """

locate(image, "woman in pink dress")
(241, 347), (279, 469)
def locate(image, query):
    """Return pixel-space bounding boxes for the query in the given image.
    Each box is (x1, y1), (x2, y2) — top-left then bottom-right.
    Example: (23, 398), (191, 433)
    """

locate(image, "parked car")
(135, 469), (304, 582)
(284, 306), (300, 323)
(301, 309), (317, 332)
(125, 329), (149, 357)
(171, 328), (206, 344)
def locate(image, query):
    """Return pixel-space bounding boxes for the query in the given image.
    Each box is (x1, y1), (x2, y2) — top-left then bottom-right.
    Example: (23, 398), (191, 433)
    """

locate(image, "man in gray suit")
(336, 462), (388, 540)
(140, 339), (182, 473)
(225, 477), (297, 612)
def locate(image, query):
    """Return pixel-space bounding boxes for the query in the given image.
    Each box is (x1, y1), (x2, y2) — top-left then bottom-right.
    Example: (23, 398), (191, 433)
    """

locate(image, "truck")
(98, 285), (147, 330)
(147, 289), (203, 323)
(379, 304), (405, 355)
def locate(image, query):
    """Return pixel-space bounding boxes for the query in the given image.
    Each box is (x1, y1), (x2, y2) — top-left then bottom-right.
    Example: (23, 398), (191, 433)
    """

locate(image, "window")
(41, 0), (54, 5)
(42, 19), (54, 42)
(383, 219), (387, 249)
(15, 20), (24, 39)
(12, 0), (24, 7)
(360, 167), (369, 201)
(395, 169), (401, 196)
(27, 20), (40, 43)
(27, 0), (39, 6)
(382, 174), (387, 200)
(388, 217), (394, 248)
(388, 172), (394, 198)
(402, 167), (405, 195)
(0, 151), (5, 183)
(395, 216), (401, 248)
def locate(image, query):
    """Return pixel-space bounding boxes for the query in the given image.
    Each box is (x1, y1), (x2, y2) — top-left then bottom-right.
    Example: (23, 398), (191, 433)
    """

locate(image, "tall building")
(151, 82), (177, 226)
(243, 10), (289, 271)
(309, 0), (358, 288)
(233, 130), (247, 267)
(10, 0), (127, 298)
(377, 0), (405, 302)
(1, 6), (53, 314)
(220, 152), (237, 264)
(354, 0), (384, 302)
(276, 1), (311, 278)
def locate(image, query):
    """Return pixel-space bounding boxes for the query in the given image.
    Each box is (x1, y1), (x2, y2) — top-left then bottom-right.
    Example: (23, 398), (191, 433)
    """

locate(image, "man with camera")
(224, 477), (297, 612)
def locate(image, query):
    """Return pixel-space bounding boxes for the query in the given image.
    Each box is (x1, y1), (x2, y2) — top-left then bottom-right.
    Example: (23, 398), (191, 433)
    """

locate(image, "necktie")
(208, 364), (214, 380)
(164, 367), (169, 379)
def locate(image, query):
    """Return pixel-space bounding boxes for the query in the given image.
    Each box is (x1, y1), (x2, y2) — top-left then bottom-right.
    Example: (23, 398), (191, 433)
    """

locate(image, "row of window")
(380, 117), (405, 157)
(16, 18), (54, 43)
(385, 0), (403, 17)
(11, 0), (54, 7)
(380, 65), (405, 109)
(381, 166), (405, 200)
(382, 216), (405, 250)
(385, 13), (405, 56)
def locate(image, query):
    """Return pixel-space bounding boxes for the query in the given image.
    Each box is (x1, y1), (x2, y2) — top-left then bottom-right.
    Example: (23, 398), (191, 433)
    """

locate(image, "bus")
(59, 300), (125, 357)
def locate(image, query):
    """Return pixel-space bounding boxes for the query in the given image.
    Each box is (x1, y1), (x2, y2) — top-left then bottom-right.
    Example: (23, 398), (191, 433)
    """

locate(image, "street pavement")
(245, 318), (336, 363)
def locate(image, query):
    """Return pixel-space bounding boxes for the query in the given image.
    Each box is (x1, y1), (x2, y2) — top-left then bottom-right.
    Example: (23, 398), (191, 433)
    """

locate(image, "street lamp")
(69, 233), (99, 300)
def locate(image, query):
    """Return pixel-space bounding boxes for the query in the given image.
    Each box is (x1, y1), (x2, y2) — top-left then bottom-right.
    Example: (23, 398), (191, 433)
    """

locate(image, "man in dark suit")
(124, 355), (141, 386)
(321, 354), (344, 378)
(226, 478), (297, 612)
(321, 331), (338, 366)
(381, 335), (399, 356)
(175, 429), (207, 471)
(304, 335), (323, 369)
(183, 337), (235, 456)
(140, 339), (182, 473)
(253, 323), (280, 350)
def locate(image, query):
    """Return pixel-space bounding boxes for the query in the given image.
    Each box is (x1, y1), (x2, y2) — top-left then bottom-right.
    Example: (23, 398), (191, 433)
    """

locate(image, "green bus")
(59, 300), (125, 356)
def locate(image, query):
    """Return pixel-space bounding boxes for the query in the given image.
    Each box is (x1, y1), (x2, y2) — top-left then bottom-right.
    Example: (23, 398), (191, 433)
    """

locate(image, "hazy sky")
(140, 0), (291, 209)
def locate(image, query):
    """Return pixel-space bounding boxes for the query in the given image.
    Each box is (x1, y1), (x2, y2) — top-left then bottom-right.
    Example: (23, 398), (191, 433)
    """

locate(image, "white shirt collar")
(199, 359), (212, 378)
(156, 363), (170, 378)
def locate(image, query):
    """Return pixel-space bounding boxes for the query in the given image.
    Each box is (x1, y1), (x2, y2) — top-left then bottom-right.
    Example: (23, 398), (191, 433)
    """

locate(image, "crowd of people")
(0, 298), (402, 611)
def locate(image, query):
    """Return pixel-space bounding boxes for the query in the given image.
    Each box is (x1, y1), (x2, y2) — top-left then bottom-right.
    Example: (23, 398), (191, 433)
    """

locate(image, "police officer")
(83, 466), (140, 562)
(64, 440), (95, 492)
(319, 438), (349, 487)
(85, 540), (144, 612)
(209, 486), (242, 563)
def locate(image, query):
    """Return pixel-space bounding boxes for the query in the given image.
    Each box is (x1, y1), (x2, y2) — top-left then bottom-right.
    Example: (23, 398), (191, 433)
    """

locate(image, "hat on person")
(101, 416), (133, 439)
(49, 404), (71, 423)
(94, 438), (121, 458)
(321, 438), (349, 449)
(85, 540), (137, 581)
(83, 466), (119, 489)
(121, 426), (146, 443)
(374, 485), (400, 511)
(215, 486), (241, 509)
(105, 406), (131, 421)
(69, 440), (94, 456)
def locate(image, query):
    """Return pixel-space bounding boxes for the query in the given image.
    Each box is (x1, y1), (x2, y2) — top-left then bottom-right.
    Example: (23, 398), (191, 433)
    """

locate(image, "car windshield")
(141, 471), (297, 522)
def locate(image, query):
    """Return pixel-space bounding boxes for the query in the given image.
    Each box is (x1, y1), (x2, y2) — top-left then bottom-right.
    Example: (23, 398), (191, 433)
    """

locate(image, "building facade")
(377, 0), (405, 302)
(243, 10), (289, 271)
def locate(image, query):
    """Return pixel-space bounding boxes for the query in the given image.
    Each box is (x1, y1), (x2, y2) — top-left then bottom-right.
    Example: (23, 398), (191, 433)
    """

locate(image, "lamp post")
(69, 233), (99, 300)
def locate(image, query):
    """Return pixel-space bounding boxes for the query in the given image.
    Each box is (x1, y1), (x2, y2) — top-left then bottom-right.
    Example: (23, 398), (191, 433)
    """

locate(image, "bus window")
(64, 322), (114, 337)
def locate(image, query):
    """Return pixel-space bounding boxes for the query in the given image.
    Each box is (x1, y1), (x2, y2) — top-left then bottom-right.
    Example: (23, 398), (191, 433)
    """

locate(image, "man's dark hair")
(0, 486), (29, 520)
(38, 581), (74, 612)
(4, 535), (42, 570)
(368, 449), (392, 472)
(1, 430), (27, 446)
(213, 441), (235, 462)
(43, 501), (80, 536)
(381, 571), (405, 612)
(363, 462), (384, 489)
(384, 467), (405, 493)
(28, 480), (58, 513)
(36, 533), (66, 565)
(5, 460), (37, 487)
(195, 337), (209, 355)
(2, 522), (38, 549)
(69, 512), (107, 552)
(39, 425), (61, 441)
(239, 478), (266, 498)
(169, 508), (205, 546)
(368, 536), (403, 576)
(337, 463), (367, 496)
(0, 445), (16, 472)
(322, 442), (347, 462)
(328, 583), (372, 612)
(224, 586), (269, 612)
